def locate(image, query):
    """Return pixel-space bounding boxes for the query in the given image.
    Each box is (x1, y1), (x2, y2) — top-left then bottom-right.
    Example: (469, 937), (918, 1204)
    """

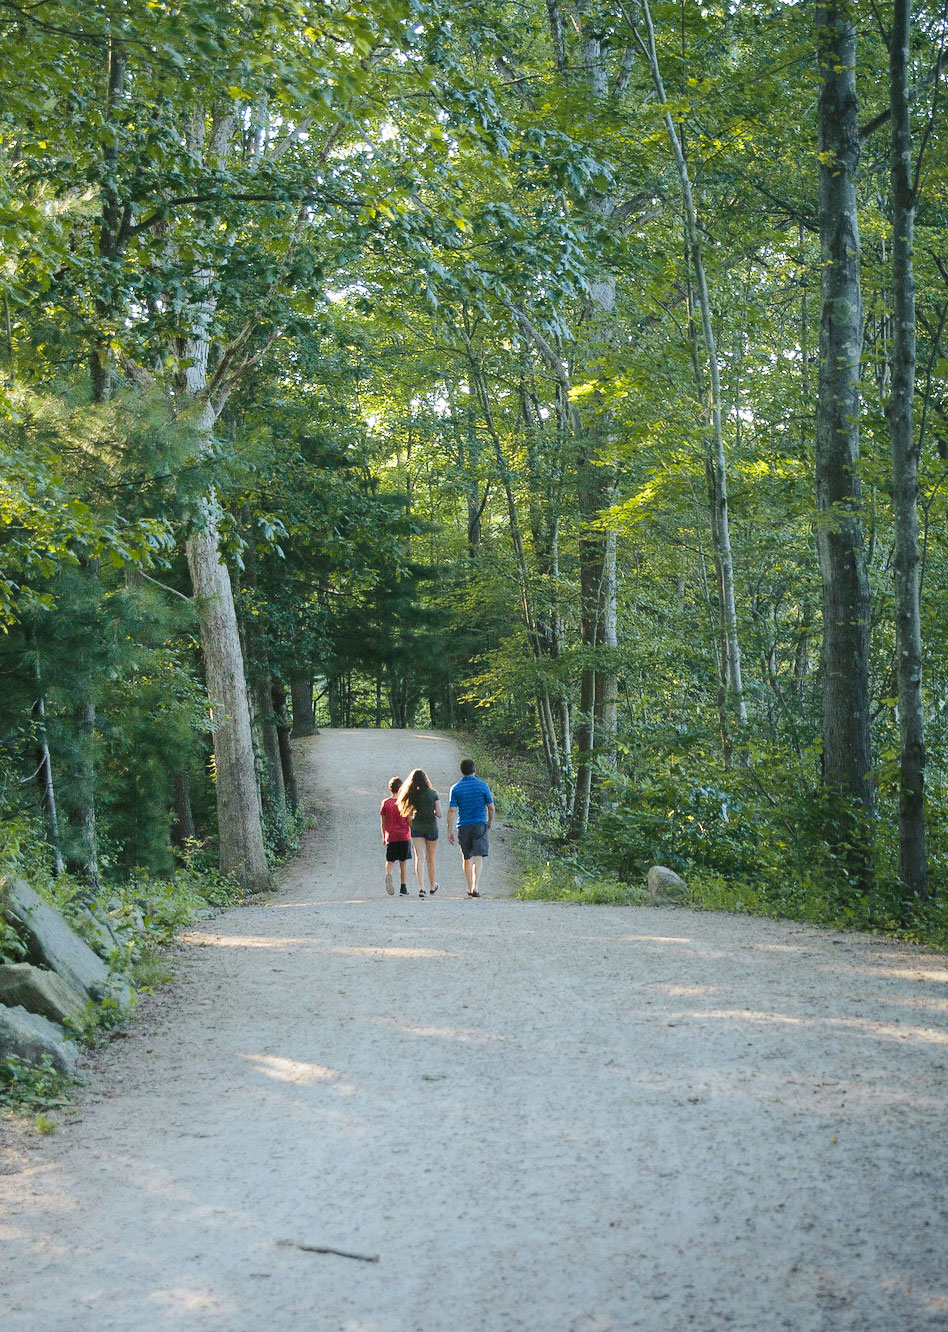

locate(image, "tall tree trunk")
(64, 698), (99, 891)
(171, 772), (197, 847)
(290, 674), (317, 736)
(888, 0), (927, 897)
(636, 0), (746, 730)
(187, 508), (270, 891)
(178, 110), (270, 894)
(272, 684), (299, 814)
(30, 633), (64, 877)
(90, 34), (126, 404)
(240, 503), (285, 820)
(815, 1), (874, 885)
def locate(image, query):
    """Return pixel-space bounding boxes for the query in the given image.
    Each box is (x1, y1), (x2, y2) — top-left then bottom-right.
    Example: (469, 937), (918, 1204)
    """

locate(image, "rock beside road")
(0, 1004), (79, 1075)
(647, 864), (689, 901)
(0, 962), (89, 1027)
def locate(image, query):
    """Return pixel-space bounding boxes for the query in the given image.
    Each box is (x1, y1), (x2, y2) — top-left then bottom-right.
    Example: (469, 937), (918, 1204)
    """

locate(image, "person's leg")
(469, 854), (483, 894)
(425, 838), (438, 892)
(384, 848), (393, 894)
(412, 838), (426, 892)
(399, 845), (410, 889)
(462, 855), (475, 894)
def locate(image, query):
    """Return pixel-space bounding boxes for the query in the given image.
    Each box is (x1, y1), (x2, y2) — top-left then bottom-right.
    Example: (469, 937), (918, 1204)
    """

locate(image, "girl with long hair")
(396, 768), (441, 897)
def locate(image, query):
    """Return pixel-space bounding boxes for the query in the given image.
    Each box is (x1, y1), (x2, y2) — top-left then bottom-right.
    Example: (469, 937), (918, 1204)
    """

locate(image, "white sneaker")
(419, 888), (427, 898)
(430, 882), (439, 896)
(385, 870), (394, 895)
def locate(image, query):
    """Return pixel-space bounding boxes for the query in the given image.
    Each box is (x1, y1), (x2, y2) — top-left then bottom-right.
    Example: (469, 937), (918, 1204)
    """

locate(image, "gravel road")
(1, 727), (947, 1331)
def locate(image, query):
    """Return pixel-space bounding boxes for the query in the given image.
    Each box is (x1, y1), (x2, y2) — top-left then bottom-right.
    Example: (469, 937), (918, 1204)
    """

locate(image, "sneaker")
(399, 885), (408, 895)
(419, 888), (427, 898)
(385, 870), (394, 895)
(430, 882), (439, 896)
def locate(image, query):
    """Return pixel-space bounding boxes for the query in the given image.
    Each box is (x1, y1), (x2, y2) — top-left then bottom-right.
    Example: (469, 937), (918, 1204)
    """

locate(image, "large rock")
(0, 1004), (79, 1076)
(78, 909), (120, 961)
(1, 878), (128, 1008)
(0, 963), (89, 1026)
(647, 865), (689, 902)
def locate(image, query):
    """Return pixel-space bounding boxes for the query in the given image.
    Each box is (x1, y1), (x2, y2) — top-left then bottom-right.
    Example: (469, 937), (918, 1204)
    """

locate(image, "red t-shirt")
(380, 796), (411, 843)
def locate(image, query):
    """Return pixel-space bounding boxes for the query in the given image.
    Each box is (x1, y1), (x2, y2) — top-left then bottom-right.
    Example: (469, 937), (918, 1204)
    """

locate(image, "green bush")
(0, 1056), (74, 1112)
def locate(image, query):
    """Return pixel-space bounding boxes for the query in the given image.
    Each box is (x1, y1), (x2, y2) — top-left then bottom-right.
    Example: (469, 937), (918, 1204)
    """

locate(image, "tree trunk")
(888, 0), (927, 897)
(255, 673), (286, 816)
(272, 685), (299, 814)
(176, 108), (270, 893)
(30, 634), (64, 877)
(187, 507), (271, 892)
(290, 674), (317, 736)
(171, 771), (197, 847)
(637, 0), (746, 730)
(815, 0), (874, 885)
(64, 699), (99, 891)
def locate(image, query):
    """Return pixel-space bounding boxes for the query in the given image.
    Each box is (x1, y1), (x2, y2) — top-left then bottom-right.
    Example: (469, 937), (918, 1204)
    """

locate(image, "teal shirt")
(410, 786), (439, 838)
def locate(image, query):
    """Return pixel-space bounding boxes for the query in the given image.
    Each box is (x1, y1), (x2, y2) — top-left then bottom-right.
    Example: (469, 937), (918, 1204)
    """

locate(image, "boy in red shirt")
(380, 776), (417, 896)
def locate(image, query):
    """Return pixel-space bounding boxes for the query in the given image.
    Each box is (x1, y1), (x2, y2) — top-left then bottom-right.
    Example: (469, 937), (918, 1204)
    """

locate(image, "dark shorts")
(458, 823), (489, 859)
(385, 840), (412, 863)
(411, 827), (439, 842)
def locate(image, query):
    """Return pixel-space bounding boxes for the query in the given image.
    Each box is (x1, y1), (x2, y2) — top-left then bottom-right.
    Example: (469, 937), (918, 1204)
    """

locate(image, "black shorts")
(458, 823), (489, 859)
(411, 827), (439, 842)
(385, 840), (412, 862)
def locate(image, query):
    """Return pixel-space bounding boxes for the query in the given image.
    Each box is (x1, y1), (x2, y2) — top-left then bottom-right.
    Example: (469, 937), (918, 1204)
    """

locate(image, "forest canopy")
(2, 0), (947, 942)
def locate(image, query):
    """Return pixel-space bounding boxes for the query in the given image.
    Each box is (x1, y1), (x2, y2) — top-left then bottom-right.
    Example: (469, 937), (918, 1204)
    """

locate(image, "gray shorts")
(458, 823), (489, 859)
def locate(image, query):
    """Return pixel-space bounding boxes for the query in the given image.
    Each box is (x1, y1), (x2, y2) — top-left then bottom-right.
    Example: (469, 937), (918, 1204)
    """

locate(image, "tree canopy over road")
(3, 0), (948, 940)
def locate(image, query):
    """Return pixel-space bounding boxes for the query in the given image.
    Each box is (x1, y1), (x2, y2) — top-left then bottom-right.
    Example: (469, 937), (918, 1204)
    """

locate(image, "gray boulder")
(78, 909), (120, 961)
(0, 1004), (79, 1076)
(1, 878), (130, 1010)
(647, 865), (689, 902)
(0, 963), (89, 1026)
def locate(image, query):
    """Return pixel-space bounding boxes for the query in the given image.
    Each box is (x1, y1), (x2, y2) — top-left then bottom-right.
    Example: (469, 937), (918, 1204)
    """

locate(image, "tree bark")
(187, 507), (271, 890)
(888, 0), (927, 897)
(272, 684), (299, 813)
(290, 674), (317, 736)
(64, 698), (99, 891)
(815, 0), (874, 885)
(171, 771), (197, 847)
(636, 0), (747, 731)
(30, 633), (64, 877)
(178, 109), (271, 894)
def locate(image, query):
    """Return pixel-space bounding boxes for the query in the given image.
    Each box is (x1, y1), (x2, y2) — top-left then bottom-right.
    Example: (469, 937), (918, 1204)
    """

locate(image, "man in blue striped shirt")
(447, 759), (495, 898)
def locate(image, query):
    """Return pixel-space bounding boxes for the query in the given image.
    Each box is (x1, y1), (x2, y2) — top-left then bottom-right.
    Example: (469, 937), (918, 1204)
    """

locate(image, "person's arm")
(486, 801), (495, 829)
(447, 801), (457, 843)
(434, 799), (442, 819)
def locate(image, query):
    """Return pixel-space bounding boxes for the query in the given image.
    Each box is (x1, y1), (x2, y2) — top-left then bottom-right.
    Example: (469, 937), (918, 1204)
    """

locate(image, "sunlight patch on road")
(240, 1054), (345, 1085)
(149, 1287), (236, 1314)
(619, 934), (693, 944)
(180, 933), (320, 949)
(652, 984), (718, 996)
(848, 965), (948, 984)
(324, 945), (460, 959)
(690, 1009), (948, 1045)
(374, 1016), (505, 1044)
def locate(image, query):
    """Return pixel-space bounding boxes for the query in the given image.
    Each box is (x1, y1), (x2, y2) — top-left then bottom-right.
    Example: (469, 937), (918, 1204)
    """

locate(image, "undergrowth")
(468, 737), (948, 951)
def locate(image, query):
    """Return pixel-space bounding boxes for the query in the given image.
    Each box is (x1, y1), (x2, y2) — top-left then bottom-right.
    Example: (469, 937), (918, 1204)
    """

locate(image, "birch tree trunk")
(179, 108), (271, 893)
(636, 0), (747, 732)
(815, 1), (874, 886)
(30, 633), (64, 877)
(888, 0), (927, 897)
(187, 505), (271, 891)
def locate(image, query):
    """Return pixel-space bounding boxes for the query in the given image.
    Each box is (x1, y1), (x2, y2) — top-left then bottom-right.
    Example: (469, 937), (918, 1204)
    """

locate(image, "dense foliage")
(1, 1), (947, 943)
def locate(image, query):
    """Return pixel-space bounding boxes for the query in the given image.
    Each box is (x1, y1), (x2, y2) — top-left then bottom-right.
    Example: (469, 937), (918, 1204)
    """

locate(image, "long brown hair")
(396, 768), (432, 822)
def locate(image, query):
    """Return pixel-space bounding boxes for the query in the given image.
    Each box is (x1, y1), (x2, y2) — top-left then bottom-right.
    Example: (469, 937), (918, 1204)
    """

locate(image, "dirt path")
(2, 728), (947, 1331)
